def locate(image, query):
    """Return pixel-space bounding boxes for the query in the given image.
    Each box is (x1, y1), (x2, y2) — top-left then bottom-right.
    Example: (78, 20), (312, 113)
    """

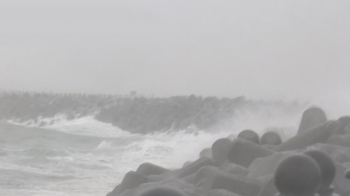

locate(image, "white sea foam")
(114, 106), (302, 171)
(7, 115), (132, 138)
(94, 141), (114, 151)
(7, 114), (68, 128)
(44, 116), (133, 138)
(1, 104), (306, 196)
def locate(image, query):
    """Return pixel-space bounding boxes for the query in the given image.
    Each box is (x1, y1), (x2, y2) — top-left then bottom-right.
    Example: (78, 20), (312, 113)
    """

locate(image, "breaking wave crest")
(1, 104), (305, 196)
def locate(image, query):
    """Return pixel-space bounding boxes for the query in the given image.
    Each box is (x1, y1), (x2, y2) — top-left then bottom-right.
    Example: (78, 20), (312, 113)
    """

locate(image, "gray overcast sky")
(0, 0), (349, 102)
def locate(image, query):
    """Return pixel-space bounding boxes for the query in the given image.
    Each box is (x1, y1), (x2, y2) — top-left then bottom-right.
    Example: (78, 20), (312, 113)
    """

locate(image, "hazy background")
(0, 2), (350, 196)
(0, 0), (349, 104)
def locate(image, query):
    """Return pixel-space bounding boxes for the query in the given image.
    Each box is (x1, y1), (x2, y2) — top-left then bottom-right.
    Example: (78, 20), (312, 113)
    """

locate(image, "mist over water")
(300, 89), (350, 120)
(0, 1), (349, 196)
(0, 0), (349, 101)
(0, 101), (308, 196)
(1, 90), (349, 196)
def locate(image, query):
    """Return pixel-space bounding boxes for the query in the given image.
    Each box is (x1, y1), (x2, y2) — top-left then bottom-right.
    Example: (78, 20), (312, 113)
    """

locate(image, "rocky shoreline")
(107, 107), (350, 196)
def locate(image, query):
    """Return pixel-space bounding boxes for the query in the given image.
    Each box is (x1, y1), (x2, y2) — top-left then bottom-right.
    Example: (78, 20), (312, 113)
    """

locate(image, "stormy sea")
(0, 92), (308, 195)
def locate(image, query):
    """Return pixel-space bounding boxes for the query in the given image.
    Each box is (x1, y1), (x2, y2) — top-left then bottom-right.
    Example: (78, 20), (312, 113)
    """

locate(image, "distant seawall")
(0, 92), (302, 134)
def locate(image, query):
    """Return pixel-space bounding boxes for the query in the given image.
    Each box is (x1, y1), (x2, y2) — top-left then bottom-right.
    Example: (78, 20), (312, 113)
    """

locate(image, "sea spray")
(1, 103), (305, 196)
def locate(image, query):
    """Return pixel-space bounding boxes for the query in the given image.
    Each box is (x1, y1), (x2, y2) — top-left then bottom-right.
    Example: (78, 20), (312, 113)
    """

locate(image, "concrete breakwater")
(0, 91), (301, 134)
(107, 107), (350, 196)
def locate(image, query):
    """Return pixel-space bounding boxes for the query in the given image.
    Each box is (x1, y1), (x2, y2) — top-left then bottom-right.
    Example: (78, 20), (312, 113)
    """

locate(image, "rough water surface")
(0, 106), (303, 196)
